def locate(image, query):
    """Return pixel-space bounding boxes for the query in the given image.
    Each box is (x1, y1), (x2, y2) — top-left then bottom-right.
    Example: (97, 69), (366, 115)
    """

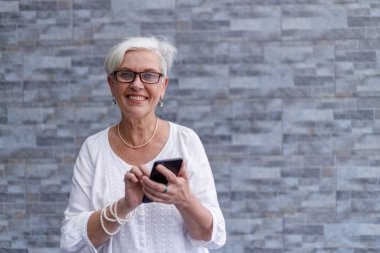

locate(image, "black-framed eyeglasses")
(113, 70), (163, 84)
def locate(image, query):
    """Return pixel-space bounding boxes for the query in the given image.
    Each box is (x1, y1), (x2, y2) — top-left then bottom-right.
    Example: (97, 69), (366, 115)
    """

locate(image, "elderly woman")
(60, 36), (226, 252)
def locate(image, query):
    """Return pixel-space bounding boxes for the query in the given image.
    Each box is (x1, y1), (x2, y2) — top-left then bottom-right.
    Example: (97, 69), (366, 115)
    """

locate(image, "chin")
(122, 108), (154, 120)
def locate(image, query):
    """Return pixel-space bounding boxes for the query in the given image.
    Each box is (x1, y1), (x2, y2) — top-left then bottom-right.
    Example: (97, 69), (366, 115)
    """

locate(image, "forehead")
(120, 49), (162, 71)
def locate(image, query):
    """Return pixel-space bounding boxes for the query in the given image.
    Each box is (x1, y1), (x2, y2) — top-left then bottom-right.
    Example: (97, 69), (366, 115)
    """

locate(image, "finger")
(142, 188), (163, 203)
(129, 166), (144, 181)
(136, 165), (150, 177)
(141, 175), (168, 193)
(178, 161), (188, 180)
(129, 166), (144, 179)
(143, 183), (167, 196)
(155, 164), (177, 183)
(142, 184), (170, 203)
(125, 172), (139, 183)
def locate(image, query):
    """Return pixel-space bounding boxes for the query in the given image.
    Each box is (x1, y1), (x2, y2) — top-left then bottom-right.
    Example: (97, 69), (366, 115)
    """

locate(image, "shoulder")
(169, 122), (204, 151)
(171, 122), (201, 141)
(84, 127), (109, 144)
(80, 127), (110, 155)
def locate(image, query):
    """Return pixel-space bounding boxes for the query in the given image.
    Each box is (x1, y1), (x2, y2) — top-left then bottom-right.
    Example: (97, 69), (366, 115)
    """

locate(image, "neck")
(118, 116), (159, 149)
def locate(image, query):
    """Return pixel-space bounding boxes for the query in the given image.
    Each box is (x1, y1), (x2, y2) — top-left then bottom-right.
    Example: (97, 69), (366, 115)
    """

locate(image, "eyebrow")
(117, 68), (161, 73)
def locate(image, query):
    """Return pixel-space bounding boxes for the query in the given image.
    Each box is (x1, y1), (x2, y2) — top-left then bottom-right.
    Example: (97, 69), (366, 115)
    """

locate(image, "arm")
(61, 136), (140, 252)
(87, 166), (146, 247)
(87, 198), (136, 247)
(169, 163), (214, 241)
(141, 127), (226, 248)
(176, 196), (213, 241)
(141, 162), (213, 241)
(61, 140), (100, 252)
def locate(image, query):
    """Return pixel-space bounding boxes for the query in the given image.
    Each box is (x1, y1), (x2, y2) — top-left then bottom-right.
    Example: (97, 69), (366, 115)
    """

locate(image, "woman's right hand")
(123, 165), (150, 209)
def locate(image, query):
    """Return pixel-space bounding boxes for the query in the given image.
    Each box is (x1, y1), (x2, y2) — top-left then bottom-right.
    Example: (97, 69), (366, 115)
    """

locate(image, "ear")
(107, 75), (116, 97)
(160, 77), (169, 99)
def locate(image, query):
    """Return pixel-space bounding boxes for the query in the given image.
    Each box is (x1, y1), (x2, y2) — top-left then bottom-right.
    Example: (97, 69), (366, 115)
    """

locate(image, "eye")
(119, 71), (134, 79)
(142, 72), (156, 80)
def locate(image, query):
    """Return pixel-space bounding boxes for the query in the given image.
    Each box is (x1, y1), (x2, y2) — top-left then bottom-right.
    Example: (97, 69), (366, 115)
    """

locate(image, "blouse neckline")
(104, 121), (175, 168)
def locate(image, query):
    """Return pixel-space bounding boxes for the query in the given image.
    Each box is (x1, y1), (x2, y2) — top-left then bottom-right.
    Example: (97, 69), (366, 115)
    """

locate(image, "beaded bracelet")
(100, 207), (120, 236)
(110, 200), (136, 225)
(103, 204), (117, 223)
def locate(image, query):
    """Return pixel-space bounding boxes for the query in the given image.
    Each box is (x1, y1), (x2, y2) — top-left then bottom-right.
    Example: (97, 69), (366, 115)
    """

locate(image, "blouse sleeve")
(178, 127), (227, 249)
(60, 138), (100, 253)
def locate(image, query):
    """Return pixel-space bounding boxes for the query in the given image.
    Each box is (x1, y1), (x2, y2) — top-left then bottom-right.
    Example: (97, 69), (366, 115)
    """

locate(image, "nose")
(130, 74), (144, 90)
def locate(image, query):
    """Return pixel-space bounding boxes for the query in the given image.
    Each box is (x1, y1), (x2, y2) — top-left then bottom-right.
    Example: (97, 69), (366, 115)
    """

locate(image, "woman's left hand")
(141, 161), (214, 241)
(140, 161), (193, 206)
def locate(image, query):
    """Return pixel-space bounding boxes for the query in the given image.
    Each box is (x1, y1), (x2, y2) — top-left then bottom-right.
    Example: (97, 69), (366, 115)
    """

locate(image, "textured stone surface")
(1, 0), (380, 252)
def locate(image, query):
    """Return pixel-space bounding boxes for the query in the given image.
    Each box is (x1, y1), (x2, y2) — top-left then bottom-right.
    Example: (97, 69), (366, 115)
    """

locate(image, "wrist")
(175, 194), (197, 211)
(118, 198), (135, 216)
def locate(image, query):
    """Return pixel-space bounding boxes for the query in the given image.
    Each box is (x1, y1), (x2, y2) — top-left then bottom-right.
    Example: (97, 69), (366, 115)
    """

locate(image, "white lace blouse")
(60, 122), (226, 253)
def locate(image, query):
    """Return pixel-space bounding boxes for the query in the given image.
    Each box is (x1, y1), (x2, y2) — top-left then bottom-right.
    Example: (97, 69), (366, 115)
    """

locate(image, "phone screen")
(142, 158), (183, 203)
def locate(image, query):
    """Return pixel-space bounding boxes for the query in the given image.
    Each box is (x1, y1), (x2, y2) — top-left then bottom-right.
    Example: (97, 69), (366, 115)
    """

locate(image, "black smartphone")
(142, 158), (183, 203)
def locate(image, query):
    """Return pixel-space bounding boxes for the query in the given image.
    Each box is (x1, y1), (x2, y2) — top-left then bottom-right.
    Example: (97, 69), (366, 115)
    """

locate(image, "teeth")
(128, 95), (146, 101)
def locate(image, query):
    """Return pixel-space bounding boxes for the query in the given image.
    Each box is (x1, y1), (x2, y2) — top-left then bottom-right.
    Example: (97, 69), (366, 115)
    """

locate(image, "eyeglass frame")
(112, 70), (164, 84)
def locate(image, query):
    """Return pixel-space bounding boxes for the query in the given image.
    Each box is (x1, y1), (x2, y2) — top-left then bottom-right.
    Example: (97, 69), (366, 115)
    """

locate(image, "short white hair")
(104, 36), (177, 76)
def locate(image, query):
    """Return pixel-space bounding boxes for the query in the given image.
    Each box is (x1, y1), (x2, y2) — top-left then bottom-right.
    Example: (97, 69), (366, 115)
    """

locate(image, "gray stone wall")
(1, 0), (380, 252)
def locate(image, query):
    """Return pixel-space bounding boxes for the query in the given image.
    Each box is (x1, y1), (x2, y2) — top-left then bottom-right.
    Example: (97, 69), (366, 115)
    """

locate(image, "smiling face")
(108, 49), (168, 121)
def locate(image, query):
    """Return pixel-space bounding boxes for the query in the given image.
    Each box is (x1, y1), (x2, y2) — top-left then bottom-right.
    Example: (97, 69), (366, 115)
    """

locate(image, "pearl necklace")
(117, 117), (158, 149)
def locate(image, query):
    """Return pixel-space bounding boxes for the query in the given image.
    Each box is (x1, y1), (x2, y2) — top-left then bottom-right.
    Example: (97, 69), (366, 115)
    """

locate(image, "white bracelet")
(112, 200), (136, 225)
(103, 204), (117, 222)
(100, 207), (120, 236)
(109, 202), (117, 221)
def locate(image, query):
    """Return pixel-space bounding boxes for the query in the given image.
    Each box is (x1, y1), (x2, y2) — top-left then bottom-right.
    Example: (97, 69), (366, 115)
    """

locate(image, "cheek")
(114, 85), (128, 95)
(147, 86), (164, 98)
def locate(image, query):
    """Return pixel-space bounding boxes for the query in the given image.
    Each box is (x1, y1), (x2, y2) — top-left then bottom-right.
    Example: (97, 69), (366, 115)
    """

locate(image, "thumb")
(137, 165), (150, 177)
(178, 161), (189, 180)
